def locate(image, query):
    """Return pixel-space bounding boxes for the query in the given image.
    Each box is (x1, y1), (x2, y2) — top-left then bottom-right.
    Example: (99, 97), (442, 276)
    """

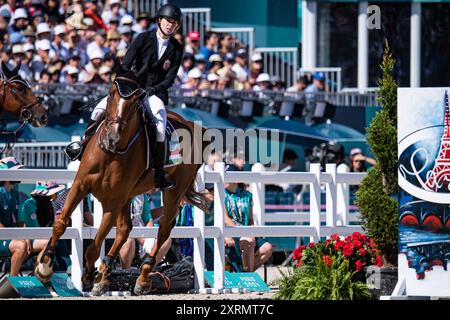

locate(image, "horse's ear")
(114, 58), (124, 75)
(1, 61), (12, 79)
(12, 62), (21, 75)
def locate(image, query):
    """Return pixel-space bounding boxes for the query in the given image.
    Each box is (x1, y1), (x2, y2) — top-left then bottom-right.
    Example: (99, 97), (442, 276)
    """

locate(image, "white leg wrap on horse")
(91, 96), (108, 121)
(145, 95), (167, 142)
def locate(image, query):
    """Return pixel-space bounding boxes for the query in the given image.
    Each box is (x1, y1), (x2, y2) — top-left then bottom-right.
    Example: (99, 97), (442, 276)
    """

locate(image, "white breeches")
(91, 95), (167, 142)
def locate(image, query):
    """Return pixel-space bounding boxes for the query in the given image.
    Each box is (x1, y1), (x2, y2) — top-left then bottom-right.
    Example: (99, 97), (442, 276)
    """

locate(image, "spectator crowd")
(0, 0), (325, 94)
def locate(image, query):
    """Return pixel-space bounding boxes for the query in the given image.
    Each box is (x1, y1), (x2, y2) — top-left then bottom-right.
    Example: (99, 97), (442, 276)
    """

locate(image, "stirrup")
(65, 141), (83, 161)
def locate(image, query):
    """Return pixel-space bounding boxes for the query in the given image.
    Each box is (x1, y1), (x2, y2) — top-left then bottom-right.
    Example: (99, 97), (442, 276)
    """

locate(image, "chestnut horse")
(35, 66), (207, 295)
(0, 62), (48, 128)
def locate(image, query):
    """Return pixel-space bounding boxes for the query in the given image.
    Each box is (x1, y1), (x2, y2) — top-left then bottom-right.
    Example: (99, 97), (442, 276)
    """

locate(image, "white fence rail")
(0, 162), (366, 293)
(254, 47), (299, 88)
(299, 67), (343, 93)
(181, 8), (211, 47)
(1, 142), (69, 169)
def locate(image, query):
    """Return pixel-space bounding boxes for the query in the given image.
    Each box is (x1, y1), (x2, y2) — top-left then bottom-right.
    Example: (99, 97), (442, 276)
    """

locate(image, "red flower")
(293, 248), (303, 261)
(297, 259), (303, 267)
(352, 239), (363, 249)
(322, 255), (332, 267)
(355, 260), (363, 271)
(307, 242), (315, 248)
(330, 234), (340, 241)
(334, 240), (345, 251)
(343, 244), (354, 257)
(375, 255), (382, 267)
(358, 248), (366, 256)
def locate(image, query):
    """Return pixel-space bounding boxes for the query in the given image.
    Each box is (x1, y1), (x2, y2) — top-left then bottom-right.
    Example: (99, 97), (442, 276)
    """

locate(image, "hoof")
(133, 282), (152, 296)
(34, 263), (53, 284)
(91, 283), (109, 296)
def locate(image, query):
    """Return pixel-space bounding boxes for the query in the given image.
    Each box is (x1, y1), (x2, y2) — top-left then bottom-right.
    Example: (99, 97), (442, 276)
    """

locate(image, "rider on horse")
(65, 4), (183, 191)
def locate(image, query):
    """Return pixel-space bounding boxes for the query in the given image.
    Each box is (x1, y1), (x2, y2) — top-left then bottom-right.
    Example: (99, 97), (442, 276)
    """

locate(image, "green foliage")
(355, 42), (398, 266)
(355, 167), (398, 264)
(274, 255), (370, 300)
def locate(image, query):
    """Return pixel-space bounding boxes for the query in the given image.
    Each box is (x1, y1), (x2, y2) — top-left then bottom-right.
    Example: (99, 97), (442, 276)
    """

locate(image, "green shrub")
(354, 42), (398, 266)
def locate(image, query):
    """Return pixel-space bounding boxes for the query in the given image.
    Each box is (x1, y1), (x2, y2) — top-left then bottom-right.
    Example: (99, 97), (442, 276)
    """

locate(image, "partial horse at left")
(0, 61), (48, 127)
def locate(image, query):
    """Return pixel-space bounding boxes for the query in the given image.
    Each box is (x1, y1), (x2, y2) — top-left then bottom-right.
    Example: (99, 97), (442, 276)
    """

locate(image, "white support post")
(337, 164), (349, 226)
(358, 1), (369, 92)
(302, 0), (317, 69)
(213, 162), (226, 292)
(325, 164), (337, 229)
(93, 196), (105, 268)
(309, 163), (321, 242)
(410, 3), (421, 88)
(250, 163), (265, 226)
(193, 167), (205, 292)
(71, 200), (84, 291)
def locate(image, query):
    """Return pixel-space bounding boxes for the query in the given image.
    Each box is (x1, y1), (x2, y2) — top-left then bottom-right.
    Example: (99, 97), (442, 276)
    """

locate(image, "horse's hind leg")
(134, 192), (182, 295)
(90, 200), (132, 296)
(35, 180), (88, 283)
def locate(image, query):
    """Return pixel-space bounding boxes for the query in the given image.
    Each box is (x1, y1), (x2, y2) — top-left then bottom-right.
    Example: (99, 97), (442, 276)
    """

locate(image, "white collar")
(156, 31), (169, 45)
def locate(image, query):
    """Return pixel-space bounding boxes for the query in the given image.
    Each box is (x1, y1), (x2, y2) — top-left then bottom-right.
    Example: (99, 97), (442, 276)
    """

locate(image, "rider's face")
(159, 17), (177, 35)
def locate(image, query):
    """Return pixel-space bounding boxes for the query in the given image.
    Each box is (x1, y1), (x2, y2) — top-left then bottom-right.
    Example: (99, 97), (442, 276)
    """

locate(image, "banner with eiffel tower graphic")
(398, 88), (450, 296)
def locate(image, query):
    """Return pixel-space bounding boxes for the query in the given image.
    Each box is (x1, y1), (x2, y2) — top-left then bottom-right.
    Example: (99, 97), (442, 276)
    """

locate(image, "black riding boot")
(154, 141), (176, 191)
(65, 118), (101, 161)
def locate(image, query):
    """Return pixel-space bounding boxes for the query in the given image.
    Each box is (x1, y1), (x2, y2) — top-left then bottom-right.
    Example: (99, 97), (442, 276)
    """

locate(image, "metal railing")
(254, 47), (299, 88)
(181, 8), (211, 47)
(299, 67), (342, 93)
(0, 142), (70, 169)
(0, 163), (366, 292)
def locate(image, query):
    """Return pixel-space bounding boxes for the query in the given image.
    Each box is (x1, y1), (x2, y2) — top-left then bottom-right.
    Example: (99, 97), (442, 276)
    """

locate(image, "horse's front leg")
(35, 180), (88, 283)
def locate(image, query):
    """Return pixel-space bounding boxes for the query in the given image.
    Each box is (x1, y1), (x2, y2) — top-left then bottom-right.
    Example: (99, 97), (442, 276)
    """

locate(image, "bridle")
(0, 75), (41, 124)
(0, 75), (43, 152)
(99, 76), (146, 155)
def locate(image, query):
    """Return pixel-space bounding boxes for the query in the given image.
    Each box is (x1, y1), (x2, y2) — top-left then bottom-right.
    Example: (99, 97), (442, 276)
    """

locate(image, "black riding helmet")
(156, 4), (182, 36)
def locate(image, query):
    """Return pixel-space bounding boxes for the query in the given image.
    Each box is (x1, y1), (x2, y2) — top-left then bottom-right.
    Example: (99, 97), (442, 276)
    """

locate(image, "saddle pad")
(165, 120), (182, 167)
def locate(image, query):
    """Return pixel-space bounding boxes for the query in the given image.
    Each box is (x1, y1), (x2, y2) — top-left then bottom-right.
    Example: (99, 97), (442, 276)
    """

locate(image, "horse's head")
(102, 63), (144, 153)
(1, 61), (48, 127)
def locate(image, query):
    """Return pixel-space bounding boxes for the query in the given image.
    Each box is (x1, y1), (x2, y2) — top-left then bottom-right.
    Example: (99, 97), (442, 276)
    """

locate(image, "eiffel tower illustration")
(425, 91), (450, 191)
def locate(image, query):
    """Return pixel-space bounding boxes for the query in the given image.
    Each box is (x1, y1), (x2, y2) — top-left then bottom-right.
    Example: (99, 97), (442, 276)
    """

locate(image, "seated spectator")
(286, 75), (309, 92)
(218, 33), (233, 57)
(199, 31), (218, 61)
(101, 0), (123, 27)
(117, 25), (132, 51)
(173, 31), (185, 47)
(82, 49), (104, 82)
(206, 72), (219, 90)
(8, 8), (28, 34)
(99, 65), (113, 83)
(87, 29), (109, 58)
(223, 164), (273, 272)
(305, 72), (326, 93)
(36, 22), (52, 41)
(106, 30), (121, 56)
(176, 52), (195, 86)
(208, 53), (223, 74)
(249, 53), (263, 84)
(185, 31), (200, 54)
(232, 48), (248, 81)
(23, 26), (36, 44)
(19, 181), (71, 270)
(349, 148), (376, 173)
(119, 193), (172, 269)
(84, 0), (108, 31)
(65, 66), (80, 84)
(193, 53), (207, 76)
(181, 68), (202, 91)
(132, 12), (153, 35)
(31, 39), (52, 82)
(0, 158), (28, 276)
(253, 73), (271, 91)
(52, 24), (69, 62)
(108, 15), (120, 31)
